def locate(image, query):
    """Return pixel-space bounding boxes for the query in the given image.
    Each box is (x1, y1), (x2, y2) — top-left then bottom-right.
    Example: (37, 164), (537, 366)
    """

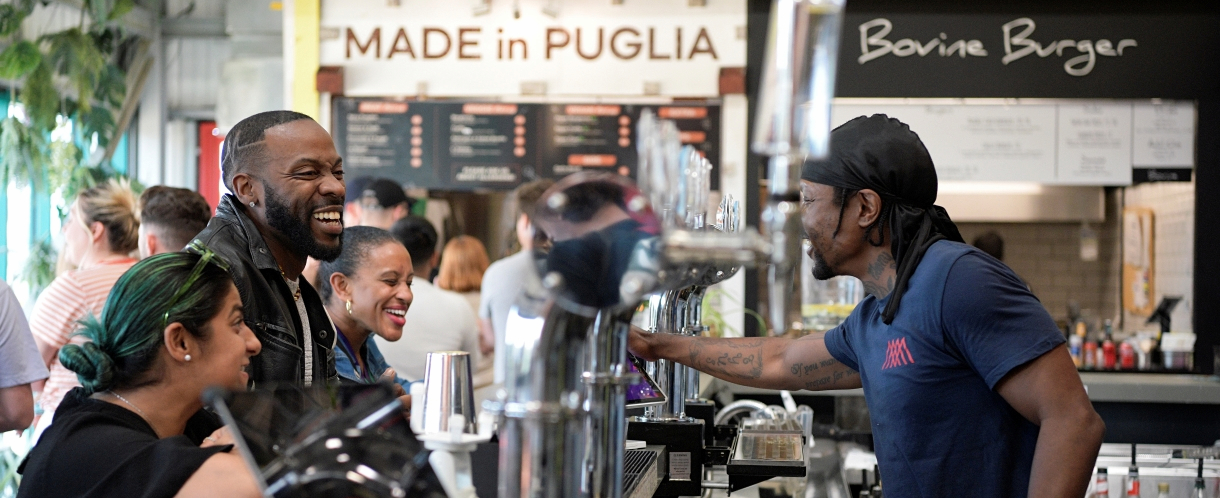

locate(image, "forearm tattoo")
(685, 337), (765, 380)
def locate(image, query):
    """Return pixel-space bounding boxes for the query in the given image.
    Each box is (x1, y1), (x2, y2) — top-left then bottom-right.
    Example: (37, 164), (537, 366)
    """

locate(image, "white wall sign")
(833, 103), (1057, 182)
(1056, 103), (1132, 185)
(1132, 102), (1196, 167)
(832, 99), (1195, 186)
(319, 0), (746, 97)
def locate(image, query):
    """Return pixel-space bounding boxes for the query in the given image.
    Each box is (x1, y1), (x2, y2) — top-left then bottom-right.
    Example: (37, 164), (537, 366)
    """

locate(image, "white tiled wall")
(1122, 181), (1196, 332)
(957, 190), (1124, 329)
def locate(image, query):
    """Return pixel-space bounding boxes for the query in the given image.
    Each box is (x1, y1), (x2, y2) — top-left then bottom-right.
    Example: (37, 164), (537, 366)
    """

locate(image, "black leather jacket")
(191, 194), (337, 387)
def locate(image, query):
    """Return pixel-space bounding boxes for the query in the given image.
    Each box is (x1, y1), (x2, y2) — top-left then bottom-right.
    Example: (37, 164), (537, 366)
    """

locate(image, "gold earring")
(345, 300), (353, 315)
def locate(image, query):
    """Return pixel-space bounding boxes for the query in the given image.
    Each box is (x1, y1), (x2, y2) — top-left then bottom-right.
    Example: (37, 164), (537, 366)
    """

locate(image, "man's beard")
(264, 186), (343, 262)
(808, 239), (837, 281)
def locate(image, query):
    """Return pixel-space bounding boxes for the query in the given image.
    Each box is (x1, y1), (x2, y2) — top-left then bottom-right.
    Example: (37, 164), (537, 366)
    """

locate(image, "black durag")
(801, 114), (963, 324)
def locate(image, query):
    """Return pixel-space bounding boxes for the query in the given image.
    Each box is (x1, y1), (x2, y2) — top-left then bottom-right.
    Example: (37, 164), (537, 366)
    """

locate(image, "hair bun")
(60, 341), (116, 393)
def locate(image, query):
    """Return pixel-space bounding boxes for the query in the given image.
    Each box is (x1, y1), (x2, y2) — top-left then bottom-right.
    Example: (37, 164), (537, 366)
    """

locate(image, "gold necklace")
(280, 269), (301, 301)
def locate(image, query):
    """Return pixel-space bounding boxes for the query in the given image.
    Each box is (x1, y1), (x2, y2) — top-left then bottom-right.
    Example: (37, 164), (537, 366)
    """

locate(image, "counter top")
(1078, 372), (1220, 404)
(710, 373), (1220, 405)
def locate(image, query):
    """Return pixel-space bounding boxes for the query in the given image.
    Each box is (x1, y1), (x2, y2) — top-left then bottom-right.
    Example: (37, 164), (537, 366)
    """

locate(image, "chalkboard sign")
(332, 98), (721, 191)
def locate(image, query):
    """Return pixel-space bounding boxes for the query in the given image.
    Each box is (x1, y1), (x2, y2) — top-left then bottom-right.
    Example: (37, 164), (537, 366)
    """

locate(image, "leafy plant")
(0, 1), (140, 294)
(20, 236), (57, 300)
(701, 287), (767, 338)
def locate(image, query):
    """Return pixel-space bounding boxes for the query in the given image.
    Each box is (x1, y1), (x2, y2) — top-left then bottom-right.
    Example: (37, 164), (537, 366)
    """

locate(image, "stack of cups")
(416, 351), (477, 435)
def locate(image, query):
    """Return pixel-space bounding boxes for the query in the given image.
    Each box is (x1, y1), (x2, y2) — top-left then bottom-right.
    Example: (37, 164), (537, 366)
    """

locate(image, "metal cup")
(421, 351), (477, 434)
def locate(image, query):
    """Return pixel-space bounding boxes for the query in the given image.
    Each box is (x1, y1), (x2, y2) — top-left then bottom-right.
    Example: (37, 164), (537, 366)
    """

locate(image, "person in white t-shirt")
(478, 180), (553, 386)
(376, 216), (480, 382)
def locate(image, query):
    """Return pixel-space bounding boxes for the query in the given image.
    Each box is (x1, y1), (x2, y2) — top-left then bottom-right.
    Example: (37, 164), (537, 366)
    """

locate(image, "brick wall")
(955, 189), (1123, 328)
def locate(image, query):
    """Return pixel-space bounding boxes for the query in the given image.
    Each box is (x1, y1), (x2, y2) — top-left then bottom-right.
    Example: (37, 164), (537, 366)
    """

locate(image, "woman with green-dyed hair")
(17, 247), (263, 498)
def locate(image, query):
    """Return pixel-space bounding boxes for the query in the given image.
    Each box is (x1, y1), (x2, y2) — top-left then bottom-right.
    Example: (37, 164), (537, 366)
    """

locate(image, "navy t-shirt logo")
(881, 337), (915, 370)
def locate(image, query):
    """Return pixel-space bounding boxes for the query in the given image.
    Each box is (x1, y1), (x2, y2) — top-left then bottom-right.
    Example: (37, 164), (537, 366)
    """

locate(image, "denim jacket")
(333, 332), (412, 391)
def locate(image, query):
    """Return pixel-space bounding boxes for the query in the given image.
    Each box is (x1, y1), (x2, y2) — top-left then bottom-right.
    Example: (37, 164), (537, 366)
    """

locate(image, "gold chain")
(280, 269), (301, 301)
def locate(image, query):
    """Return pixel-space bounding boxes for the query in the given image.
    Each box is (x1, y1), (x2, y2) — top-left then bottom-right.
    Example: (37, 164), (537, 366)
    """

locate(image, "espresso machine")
(488, 0), (847, 496)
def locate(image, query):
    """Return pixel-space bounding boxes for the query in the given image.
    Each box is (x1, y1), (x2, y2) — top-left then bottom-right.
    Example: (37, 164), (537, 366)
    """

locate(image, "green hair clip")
(162, 240), (230, 329)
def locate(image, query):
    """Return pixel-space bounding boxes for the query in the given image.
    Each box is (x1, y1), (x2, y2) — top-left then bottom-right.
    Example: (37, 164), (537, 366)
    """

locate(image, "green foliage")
(0, 1), (138, 296)
(45, 28), (107, 114)
(0, 116), (47, 192)
(21, 236), (58, 300)
(19, 61), (57, 133)
(87, 0), (135, 24)
(702, 287), (768, 338)
(0, 40), (41, 79)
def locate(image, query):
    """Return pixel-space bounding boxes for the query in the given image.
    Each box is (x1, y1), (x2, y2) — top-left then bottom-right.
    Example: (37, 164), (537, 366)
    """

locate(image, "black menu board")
(332, 98), (720, 191)
(438, 103), (539, 189)
(332, 99), (439, 187)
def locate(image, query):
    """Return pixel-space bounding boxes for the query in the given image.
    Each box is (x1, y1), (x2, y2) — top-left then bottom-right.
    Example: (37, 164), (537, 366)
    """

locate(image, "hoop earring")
(345, 300), (353, 315)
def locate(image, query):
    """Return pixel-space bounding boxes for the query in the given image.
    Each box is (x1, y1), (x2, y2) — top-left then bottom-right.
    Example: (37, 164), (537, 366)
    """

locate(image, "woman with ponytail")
(17, 247), (262, 498)
(30, 179), (141, 432)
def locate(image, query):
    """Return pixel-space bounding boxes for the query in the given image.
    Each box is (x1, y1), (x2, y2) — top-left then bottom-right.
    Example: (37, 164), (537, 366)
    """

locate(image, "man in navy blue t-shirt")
(630, 115), (1104, 498)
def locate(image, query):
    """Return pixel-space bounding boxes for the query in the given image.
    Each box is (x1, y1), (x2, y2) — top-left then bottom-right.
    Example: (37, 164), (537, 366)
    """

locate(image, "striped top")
(31, 258), (136, 417)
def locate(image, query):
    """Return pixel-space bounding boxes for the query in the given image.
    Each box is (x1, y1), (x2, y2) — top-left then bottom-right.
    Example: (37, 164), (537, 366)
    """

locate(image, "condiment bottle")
(1119, 341), (1137, 370)
(1096, 468), (1110, 498)
(1102, 335), (1117, 370)
(1126, 444), (1140, 497)
(1069, 323), (1085, 368)
(1084, 341), (1098, 370)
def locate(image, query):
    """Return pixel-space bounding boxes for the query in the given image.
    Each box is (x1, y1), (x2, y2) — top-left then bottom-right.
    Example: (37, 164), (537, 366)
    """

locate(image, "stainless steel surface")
(1079, 373), (1220, 404)
(713, 372), (1220, 407)
(494, 0), (849, 492)
(498, 174), (661, 498)
(421, 351), (477, 435)
(586, 310), (633, 498)
(714, 399), (775, 426)
(936, 185), (1106, 222)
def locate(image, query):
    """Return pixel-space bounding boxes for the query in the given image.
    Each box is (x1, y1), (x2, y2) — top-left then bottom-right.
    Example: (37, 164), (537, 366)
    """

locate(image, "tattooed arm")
(628, 327), (860, 391)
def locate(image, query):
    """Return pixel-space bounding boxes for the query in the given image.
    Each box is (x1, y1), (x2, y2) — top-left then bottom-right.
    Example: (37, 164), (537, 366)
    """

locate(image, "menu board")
(833, 104), (1057, 182)
(333, 100), (442, 187)
(439, 103), (538, 189)
(832, 100), (1197, 185)
(1056, 103), (1132, 185)
(332, 98), (721, 191)
(1132, 103), (1196, 167)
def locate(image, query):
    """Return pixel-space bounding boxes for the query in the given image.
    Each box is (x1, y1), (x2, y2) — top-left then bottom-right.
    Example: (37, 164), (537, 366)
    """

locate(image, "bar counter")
(711, 372), (1220, 404)
(709, 372), (1220, 445)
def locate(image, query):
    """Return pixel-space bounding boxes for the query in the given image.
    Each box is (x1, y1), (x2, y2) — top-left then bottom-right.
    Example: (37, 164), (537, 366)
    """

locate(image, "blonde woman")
(434, 235), (494, 391)
(31, 179), (140, 436)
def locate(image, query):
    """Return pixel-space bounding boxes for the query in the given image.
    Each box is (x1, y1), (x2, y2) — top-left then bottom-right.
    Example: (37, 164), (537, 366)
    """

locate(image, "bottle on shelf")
(1126, 444), (1140, 497)
(1119, 341), (1137, 371)
(1084, 341), (1098, 370)
(1097, 467), (1110, 498)
(870, 464), (883, 498)
(1194, 457), (1207, 498)
(1069, 322), (1085, 367)
(1102, 320), (1117, 370)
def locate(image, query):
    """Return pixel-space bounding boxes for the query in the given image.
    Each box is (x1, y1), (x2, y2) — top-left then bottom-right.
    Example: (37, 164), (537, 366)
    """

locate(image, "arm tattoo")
(683, 337), (764, 380)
